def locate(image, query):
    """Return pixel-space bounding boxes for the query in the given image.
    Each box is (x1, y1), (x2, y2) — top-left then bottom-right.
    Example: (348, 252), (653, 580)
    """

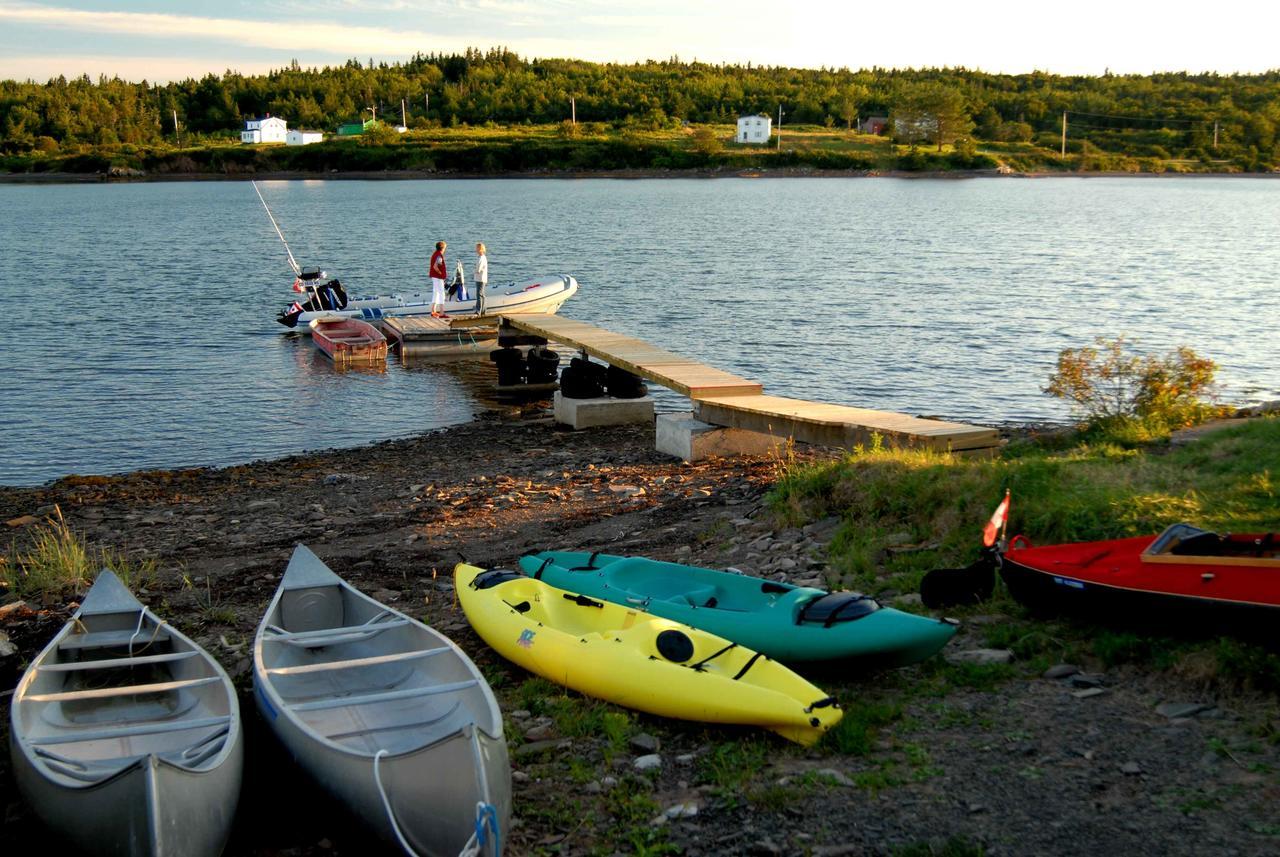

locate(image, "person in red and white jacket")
(429, 240), (448, 318)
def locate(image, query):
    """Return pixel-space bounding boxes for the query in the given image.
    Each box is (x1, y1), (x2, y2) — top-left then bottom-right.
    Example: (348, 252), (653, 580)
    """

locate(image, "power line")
(1065, 109), (1212, 127)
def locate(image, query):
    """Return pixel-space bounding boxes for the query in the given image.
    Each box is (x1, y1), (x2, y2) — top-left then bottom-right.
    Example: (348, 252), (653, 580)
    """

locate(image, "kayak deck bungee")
(454, 564), (843, 746)
(517, 550), (958, 666)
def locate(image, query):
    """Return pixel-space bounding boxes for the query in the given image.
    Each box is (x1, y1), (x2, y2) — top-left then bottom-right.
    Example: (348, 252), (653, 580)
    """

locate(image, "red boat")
(309, 317), (387, 364)
(999, 524), (1280, 625)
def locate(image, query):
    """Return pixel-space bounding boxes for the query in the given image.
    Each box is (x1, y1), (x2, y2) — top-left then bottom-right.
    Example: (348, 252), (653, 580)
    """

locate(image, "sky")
(1, 0), (1278, 83)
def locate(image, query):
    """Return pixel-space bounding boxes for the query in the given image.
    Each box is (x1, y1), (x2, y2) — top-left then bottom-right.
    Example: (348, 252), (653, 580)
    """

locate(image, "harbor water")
(1, 176), (1277, 485)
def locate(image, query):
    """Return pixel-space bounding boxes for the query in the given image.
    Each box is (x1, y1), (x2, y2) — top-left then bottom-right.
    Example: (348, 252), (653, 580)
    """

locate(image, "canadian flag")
(982, 490), (1011, 548)
(292, 278), (306, 293)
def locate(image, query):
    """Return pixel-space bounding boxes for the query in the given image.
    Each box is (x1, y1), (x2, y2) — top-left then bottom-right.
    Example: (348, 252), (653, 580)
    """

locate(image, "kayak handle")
(562, 593), (604, 608)
(625, 596), (650, 607)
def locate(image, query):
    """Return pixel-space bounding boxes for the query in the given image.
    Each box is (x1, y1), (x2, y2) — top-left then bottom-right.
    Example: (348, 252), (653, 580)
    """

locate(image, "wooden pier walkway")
(472, 314), (999, 454)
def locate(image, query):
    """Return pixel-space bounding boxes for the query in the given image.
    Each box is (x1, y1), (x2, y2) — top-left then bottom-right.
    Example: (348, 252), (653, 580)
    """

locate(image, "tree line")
(2, 48), (1278, 169)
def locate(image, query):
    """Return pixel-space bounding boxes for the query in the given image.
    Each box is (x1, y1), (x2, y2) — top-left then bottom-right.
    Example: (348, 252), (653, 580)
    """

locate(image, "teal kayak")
(517, 551), (958, 666)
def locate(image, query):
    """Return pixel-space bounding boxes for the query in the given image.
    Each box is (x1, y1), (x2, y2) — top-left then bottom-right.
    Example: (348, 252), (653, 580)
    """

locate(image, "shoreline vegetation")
(1, 123), (1275, 183)
(4, 51), (1279, 180)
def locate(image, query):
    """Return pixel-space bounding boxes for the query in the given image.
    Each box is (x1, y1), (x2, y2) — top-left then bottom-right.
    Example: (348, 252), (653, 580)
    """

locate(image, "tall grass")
(769, 417), (1279, 592)
(6, 506), (157, 600)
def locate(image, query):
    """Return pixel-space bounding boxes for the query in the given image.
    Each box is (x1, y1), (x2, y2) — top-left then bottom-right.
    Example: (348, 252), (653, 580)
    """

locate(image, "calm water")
(1, 177), (1277, 486)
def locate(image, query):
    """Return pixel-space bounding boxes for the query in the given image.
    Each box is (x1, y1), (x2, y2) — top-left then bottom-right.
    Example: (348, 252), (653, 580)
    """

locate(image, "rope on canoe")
(373, 749), (425, 857)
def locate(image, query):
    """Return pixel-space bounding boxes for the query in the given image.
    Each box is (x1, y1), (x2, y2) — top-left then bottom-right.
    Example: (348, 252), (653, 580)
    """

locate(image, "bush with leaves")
(1044, 337), (1227, 433)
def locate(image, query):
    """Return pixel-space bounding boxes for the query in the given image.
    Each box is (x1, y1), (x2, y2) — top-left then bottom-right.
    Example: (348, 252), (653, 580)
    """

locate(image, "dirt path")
(3, 413), (1277, 855)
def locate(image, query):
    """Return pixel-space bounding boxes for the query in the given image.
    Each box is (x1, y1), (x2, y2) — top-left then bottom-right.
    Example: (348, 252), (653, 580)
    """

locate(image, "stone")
(802, 517), (841, 540)
(510, 709), (532, 720)
(524, 723), (557, 741)
(1156, 702), (1209, 719)
(1043, 663), (1081, 680)
(514, 739), (568, 759)
(894, 593), (923, 606)
(555, 392), (654, 430)
(675, 753), (696, 764)
(0, 600), (30, 620)
(0, 630), (16, 659)
(634, 754), (662, 771)
(1120, 761), (1142, 776)
(1069, 674), (1105, 689)
(1071, 688), (1108, 699)
(656, 411), (787, 462)
(511, 771), (531, 783)
(651, 801), (699, 825)
(815, 768), (854, 787)
(630, 733), (661, 753)
(5, 514), (38, 528)
(945, 648), (1015, 666)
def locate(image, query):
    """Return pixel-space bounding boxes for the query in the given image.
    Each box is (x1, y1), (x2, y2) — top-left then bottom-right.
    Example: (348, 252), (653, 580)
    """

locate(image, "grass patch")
(823, 699), (903, 755)
(6, 506), (157, 599)
(697, 739), (769, 794)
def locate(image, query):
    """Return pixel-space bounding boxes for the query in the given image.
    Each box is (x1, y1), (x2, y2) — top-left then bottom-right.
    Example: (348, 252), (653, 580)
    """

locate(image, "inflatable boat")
(277, 274), (579, 330)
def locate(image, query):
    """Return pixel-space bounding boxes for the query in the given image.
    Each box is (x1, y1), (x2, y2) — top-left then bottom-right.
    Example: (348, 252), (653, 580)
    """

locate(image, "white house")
(286, 129), (324, 146)
(736, 114), (772, 144)
(240, 115), (288, 144)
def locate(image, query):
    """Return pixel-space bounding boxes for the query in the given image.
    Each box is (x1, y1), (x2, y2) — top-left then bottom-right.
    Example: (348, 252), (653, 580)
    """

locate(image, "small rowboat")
(455, 563), (843, 746)
(309, 317), (388, 364)
(519, 551), (957, 666)
(254, 545), (509, 856)
(998, 523), (1280, 626)
(9, 570), (243, 856)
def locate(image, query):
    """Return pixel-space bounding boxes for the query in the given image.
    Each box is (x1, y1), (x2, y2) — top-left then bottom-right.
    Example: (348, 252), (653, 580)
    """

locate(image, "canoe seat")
(638, 581), (718, 607)
(324, 700), (464, 742)
(286, 679), (480, 713)
(58, 627), (172, 653)
(29, 714), (233, 747)
(263, 617), (410, 647)
(265, 647), (451, 676)
(38, 650), (198, 673)
(25, 676), (222, 704)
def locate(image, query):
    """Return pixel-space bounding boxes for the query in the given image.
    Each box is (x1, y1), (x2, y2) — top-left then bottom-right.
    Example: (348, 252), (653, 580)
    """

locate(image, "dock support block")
(554, 392), (654, 430)
(655, 412), (788, 462)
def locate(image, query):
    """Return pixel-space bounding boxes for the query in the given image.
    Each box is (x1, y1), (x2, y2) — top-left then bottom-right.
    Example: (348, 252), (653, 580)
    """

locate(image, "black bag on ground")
(560, 356), (607, 398)
(606, 364), (648, 399)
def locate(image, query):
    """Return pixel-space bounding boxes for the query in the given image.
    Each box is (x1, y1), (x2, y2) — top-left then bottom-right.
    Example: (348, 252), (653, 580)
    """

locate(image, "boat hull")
(309, 318), (387, 364)
(9, 738), (243, 857)
(999, 529), (1280, 633)
(455, 563), (842, 746)
(8, 571), (243, 857)
(254, 545), (510, 857)
(518, 551), (957, 666)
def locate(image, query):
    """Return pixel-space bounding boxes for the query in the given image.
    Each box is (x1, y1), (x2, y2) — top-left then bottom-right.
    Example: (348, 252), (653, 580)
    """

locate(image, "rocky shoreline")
(3, 411), (1278, 855)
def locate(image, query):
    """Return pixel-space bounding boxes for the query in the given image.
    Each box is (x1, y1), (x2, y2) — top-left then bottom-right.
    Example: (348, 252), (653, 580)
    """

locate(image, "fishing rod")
(251, 180), (302, 276)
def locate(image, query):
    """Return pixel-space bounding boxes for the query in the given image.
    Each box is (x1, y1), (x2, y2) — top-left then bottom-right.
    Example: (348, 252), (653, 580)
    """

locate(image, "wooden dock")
(383, 315), (497, 358)
(492, 314), (1000, 454)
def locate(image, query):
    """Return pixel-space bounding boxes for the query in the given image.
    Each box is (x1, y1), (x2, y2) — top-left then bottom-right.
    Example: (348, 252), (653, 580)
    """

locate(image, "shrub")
(7, 506), (157, 599)
(1044, 337), (1226, 433)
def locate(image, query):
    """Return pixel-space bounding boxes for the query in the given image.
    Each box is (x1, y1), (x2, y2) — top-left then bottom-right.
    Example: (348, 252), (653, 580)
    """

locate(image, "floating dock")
(382, 315), (497, 359)
(473, 314), (999, 455)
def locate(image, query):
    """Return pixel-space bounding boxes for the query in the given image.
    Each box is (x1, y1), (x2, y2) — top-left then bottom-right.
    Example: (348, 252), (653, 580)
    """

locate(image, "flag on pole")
(982, 490), (1011, 548)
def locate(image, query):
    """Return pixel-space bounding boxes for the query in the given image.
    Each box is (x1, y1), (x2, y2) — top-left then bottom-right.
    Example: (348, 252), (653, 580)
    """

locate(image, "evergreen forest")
(2, 49), (1278, 175)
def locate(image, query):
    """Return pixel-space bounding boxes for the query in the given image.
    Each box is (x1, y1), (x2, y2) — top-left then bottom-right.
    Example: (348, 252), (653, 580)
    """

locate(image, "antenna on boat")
(251, 180), (301, 276)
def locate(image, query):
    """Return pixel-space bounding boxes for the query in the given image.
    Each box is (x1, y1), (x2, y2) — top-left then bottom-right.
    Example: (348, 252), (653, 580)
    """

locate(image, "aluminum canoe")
(254, 544), (510, 857)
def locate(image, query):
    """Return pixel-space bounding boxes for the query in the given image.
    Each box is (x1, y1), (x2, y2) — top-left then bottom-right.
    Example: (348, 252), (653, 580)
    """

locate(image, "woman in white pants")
(474, 243), (489, 315)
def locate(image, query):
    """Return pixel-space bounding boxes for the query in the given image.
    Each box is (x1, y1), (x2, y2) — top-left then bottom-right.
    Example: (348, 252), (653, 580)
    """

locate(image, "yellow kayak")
(455, 564), (842, 746)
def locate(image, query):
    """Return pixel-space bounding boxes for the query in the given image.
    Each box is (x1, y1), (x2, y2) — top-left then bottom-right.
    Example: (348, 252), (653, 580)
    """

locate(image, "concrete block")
(554, 392), (654, 429)
(655, 412), (787, 462)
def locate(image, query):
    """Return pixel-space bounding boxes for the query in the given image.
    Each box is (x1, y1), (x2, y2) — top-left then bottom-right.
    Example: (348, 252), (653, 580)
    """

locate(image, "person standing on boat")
(429, 240), (448, 318)
(474, 243), (489, 315)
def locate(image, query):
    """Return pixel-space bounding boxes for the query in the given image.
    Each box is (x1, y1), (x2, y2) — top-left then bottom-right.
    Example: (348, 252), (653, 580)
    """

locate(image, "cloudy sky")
(1, 0), (1277, 82)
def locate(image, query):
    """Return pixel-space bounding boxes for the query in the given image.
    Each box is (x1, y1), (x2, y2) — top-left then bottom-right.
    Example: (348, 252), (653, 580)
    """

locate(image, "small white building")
(736, 114), (772, 144)
(240, 115), (288, 144)
(286, 129), (324, 146)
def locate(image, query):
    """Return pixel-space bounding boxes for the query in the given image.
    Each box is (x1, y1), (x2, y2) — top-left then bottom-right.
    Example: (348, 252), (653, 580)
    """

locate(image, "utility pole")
(571, 96), (576, 125)
(1213, 120), (1219, 150)
(1061, 111), (1067, 158)
(172, 109), (180, 146)
(777, 104), (783, 150)
(401, 98), (406, 128)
